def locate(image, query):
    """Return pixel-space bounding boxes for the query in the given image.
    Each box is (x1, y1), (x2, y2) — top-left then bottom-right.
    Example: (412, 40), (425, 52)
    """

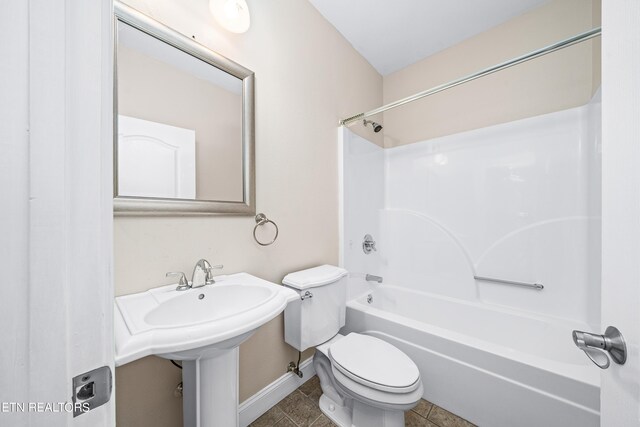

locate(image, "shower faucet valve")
(362, 234), (377, 254)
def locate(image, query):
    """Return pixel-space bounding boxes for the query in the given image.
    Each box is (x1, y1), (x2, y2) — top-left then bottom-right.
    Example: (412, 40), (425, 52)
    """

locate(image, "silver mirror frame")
(113, 2), (255, 216)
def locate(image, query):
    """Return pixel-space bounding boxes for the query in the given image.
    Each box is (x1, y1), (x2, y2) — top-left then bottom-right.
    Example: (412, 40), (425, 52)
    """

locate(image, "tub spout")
(365, 274), (383, 283)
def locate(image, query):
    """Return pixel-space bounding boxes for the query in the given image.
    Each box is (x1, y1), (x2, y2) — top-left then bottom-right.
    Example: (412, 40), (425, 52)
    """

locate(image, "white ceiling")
(308, 0), (549, 75)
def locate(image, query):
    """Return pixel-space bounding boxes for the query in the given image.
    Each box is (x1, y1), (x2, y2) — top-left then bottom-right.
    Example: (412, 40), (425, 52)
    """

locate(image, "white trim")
(239, 357), (316, 427)
(337, 127), (346, 268)
(600, 0), (640, 424)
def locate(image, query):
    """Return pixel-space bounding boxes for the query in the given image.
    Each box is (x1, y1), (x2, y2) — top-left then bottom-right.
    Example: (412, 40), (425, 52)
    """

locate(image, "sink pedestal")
(114, 273), (298, 425)
(182, 347), (239, 427)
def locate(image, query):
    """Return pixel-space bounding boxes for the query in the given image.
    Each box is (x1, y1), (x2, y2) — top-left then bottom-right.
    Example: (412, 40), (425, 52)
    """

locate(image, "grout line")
(410, 401), (431, 420)
(308, 413), (322, 426)
(283, 413), (300, 427)
(275, 408), (286, 426)
(425, 403), (434, 419)
(425, 407), (444, 427)
(306, 390), (323, 426)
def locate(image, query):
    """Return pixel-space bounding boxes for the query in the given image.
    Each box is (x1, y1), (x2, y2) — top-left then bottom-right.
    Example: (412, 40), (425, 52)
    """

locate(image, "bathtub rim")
(347, 284), (600, 389)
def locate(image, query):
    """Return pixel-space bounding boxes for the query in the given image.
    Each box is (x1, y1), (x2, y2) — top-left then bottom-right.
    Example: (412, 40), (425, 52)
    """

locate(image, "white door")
(118, 116), (196, 199)
(600, 1), (640, 425)
(0, 0), (114, 426)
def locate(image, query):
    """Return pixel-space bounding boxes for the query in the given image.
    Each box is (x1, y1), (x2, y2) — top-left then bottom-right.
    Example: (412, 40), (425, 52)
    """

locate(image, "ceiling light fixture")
(209, 0), (251, 34)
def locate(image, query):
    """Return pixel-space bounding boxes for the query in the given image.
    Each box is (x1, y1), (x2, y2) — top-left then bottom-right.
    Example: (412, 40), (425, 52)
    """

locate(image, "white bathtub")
(341, 284), (600, 427)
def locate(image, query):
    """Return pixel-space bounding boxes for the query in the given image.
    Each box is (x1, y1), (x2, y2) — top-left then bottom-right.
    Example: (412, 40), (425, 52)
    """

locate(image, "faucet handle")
(572, 326), (627, 369)
(204, 265), (223, 285)
(166, 272), (190, 291)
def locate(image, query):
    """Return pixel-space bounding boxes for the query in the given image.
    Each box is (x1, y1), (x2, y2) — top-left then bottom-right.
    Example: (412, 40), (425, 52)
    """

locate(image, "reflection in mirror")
(114, 4), (254, 215)
(117, 20), (243, 202)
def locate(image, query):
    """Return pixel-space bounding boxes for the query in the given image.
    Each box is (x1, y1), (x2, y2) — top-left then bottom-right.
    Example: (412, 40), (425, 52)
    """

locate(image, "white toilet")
(283, 265), (423, 427)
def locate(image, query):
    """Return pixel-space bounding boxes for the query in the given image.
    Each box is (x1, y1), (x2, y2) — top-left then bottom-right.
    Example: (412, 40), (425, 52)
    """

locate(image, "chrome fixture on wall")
(572, 326), (626, 369)
(287, 351), (304, 379)
(174, 382), (183, 398)
(362, 234), (377, 254)
(363, 119), (383, 133)
(474, 275), (543, 291)
(366, 274), (383, 283)
(253, 213), (279, 246)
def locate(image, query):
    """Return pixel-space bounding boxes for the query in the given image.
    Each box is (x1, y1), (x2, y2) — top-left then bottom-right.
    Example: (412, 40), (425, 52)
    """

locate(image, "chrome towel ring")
(253, 213), (279, 246)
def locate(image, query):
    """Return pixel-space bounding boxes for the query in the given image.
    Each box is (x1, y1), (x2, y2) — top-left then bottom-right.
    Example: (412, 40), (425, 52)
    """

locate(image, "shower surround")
(339, 95), (601, 427)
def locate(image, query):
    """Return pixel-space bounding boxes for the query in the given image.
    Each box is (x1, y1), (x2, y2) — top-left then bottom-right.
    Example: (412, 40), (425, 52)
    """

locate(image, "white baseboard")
(239, 357), (316, 427)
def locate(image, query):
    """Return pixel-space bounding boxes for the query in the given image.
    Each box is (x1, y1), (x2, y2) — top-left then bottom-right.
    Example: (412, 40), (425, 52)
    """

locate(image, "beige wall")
(114, 0), (601, 425)
(118, 45), (244, 201)
(114, 0), (382, 426)
(382, 0), (601, 147)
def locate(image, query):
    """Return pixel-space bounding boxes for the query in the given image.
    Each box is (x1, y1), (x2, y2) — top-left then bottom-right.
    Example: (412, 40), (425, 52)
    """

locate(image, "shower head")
(363, 119), (383, 133)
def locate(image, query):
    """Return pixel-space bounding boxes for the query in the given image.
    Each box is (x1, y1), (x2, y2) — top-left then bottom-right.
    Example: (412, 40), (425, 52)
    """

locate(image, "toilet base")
(319, 393), (406, 427)
(319, 394), (352, 427)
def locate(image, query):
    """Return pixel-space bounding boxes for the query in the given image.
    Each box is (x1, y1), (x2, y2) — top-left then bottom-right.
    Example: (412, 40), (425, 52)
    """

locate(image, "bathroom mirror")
(114, 2), (255, 215)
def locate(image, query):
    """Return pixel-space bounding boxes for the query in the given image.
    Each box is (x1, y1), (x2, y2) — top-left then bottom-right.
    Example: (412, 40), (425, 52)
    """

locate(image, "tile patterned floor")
(249, 375), (476, 427)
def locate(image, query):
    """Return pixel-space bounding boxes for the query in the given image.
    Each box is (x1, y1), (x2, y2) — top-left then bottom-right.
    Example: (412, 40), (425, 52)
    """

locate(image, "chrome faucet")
(191, 259), (223, 288)
(365, 274), (383, 283)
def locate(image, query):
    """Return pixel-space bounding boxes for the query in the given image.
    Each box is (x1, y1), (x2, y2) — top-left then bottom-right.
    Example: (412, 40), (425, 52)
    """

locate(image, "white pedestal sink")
(114, 273), (298, 427)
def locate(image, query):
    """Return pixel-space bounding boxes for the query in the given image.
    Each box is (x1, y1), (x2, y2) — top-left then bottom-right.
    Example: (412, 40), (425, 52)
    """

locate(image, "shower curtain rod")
(339, 27), (601, 126)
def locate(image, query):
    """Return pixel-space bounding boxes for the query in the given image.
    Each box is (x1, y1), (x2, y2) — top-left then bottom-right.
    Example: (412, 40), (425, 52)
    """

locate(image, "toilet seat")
(331, 364), (424, 411)
(328, 333), (421, 394)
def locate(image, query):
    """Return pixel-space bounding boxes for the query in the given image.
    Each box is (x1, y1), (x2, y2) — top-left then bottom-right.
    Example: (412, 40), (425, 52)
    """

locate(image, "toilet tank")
(282, 265), (348, 352)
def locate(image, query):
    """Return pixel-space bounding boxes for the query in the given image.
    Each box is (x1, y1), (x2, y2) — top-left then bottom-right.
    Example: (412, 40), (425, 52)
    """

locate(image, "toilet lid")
(328, 333), (420, 392)
(282, 265), (348, 290)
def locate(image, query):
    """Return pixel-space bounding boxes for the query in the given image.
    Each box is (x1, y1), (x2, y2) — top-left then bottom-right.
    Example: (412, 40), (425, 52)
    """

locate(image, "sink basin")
(145, 284), (273, 328)
(114, 272), (299, 427)
(114, 272), (298, 365)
